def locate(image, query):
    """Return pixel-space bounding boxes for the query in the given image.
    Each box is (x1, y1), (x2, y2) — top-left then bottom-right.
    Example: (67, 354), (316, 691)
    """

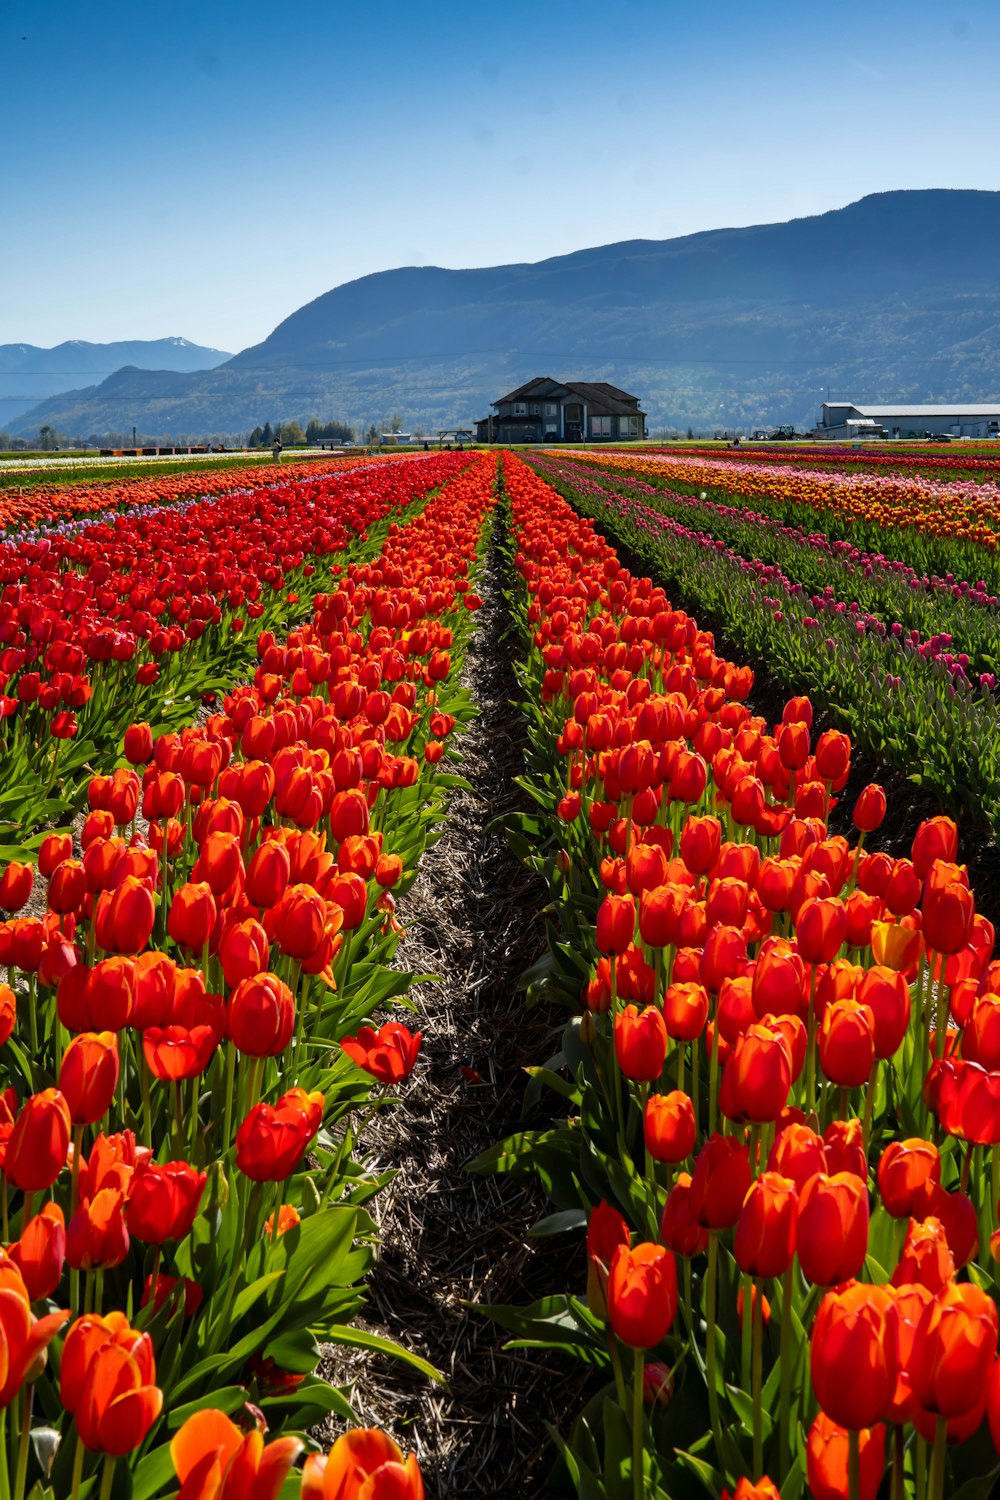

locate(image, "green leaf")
(323, 1324), (442, 1381)
(528, 1207), (588, 1237)
(167, 1385), (249, 1429)
(133, 1441), (180, 1500)
(675, 1448), (725, 1498)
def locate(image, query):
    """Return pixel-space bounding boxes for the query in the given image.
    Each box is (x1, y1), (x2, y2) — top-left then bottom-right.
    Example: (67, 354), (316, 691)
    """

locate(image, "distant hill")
(11, 190), (1000, 437)
(0, 338), (230, 429)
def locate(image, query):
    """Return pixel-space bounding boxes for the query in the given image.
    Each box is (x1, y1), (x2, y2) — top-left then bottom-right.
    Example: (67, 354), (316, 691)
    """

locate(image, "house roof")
(493, 376), (571, 403)
(563, 381), (643, 415)
(492, 376), (645, 414)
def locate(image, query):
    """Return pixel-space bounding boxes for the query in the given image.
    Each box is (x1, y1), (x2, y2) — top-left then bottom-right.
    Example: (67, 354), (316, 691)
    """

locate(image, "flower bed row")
(524, 453), (1000, 837)
(561, 449), (1000, 595)
(480, 451), (1000, 1500)
(0, 454), (394, 531)
(644, 446), (1000, 483)
(0, 451), (497, 1498)
(0, 453), (473, 858)
(534, 454), (1000, 686)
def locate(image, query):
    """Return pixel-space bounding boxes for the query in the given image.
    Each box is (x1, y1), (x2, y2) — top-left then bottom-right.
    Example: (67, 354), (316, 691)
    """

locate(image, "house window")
(513, 403), (527, 416)
(530, 403), (541, 415)
(592, 416), (612, 437)
(620, 415), (639, 436)
(544, 403), (557, 417)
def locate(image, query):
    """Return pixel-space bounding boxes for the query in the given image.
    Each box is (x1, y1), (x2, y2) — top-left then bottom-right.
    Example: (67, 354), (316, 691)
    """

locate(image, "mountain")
(11, 190), (1000, 437)
(0, 338), (230, 429)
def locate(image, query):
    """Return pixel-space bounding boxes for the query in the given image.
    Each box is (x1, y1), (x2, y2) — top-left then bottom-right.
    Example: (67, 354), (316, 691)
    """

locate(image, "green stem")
(13, 1384), (31, 1500)
(606, 1329), (628, 1409)
(915, 1434), (927, 1500)
(708, 1016), (720, 1136)
(891, 1424), (905, 1500)
(691, 1027), (700, 1140)
(221, 1041), (237, 1154)
(930, 1414), (947, 1500)
(705, 1231), (723, 1458)
(98, 1454), (116, 1500)
(806, 967), (818, 1117)
(779, 1266), (794, 1480)
(862, 1061), (877, 1151)
(69, 1436), (86, 1500)
(632, 1346), (644, 1500)
(848, 1427), (861, 1500)
(752, 1276), (763, 1478)
(741, 1272), (753, 1394)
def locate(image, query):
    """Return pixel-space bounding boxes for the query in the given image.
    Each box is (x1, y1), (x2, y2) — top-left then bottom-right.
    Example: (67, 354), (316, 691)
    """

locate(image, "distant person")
(272, 440), (282, 464)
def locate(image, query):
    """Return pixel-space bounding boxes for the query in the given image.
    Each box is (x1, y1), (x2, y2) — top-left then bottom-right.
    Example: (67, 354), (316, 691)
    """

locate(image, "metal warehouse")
(815, 401), (1000, 440)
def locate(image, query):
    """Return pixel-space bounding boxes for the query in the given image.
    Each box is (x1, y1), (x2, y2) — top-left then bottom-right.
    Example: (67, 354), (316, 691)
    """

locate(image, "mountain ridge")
(0, 338), (231, 429)
(11, 190), (1000, 437)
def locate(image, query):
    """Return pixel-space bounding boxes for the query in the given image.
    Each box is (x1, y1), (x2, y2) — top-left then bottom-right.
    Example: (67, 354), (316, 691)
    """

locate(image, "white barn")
(815, 402), (1000, 440)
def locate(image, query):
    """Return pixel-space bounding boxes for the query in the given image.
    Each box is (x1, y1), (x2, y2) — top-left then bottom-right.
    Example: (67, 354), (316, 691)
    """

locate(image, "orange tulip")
(301, 1428), (424, 1499)
(61, 1312), (162, 1455)
(644, 1090), (696, 1163)
(614, 1004), (668, 1083)
(58, 1031), (119, 1126)
(811, 1282), (897, 1429)
(734, 1171), (797, 1279)
(4, 1088), (71, 1192)
(908, 1281), (999, 1418)
(171, 1408), (303, 1499)
(9, 1203), (66, 1301)
(806, 1412), (885, 1500)
(877, 1138), (940, 1219)
(0, 1257), (69, 1406)
(796, 1171), (868, 1286)
(607, 1241), (678, 1349)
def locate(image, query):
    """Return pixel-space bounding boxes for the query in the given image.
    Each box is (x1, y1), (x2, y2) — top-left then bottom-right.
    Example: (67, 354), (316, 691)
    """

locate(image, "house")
(477, 377), (646, 443)
(815, 401), (1000, 440)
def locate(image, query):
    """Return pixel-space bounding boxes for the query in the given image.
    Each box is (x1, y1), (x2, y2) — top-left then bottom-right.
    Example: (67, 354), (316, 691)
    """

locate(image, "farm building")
(477, 377), (646, 443)
(815, 401), (1000, 440)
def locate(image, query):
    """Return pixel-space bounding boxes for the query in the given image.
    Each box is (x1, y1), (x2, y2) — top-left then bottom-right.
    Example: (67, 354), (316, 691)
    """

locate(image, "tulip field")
(2, 439), (1000, 1500)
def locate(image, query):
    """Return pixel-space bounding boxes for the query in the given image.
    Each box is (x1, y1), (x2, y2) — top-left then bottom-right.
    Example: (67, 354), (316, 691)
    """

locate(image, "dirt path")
(319, 524), (589, 1496)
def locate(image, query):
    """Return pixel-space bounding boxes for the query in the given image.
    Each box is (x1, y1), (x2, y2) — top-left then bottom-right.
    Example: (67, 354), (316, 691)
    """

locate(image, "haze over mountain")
(0, 338), (231, 429)
(11, 190), (1000, 438)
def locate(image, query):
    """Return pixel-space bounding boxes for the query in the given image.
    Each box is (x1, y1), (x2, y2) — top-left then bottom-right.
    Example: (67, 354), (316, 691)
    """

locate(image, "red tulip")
(734, 1171), (797, 1279)
(607, 1241), (678, 1349)
(301, 1428), (423, 1500)
(644, 1090), (696, 1163)
(58, 1032), (119, 1125)
(4, 1088), (71, 1191)
(908, 1281), (998, 1418)
(340, 1022), (421, 1084)
(796, 1171), (868, 1286)
(806, 1413), (885, 1500)
(235, 1087), (323, 1181)
(614, 1004), (668, 1083)
(811, 1281), (897, 1429)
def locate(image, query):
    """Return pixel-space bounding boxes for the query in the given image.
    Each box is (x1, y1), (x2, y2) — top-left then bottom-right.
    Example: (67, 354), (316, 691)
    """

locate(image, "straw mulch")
(318, 529), (589, 1495)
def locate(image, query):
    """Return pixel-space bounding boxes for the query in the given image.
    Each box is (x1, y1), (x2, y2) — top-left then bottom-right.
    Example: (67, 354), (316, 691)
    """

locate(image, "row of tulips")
(524, 453), (1000, 835)
(0, 455), (379, 532)
(560, 448), (1000, 597)
(651, 446), (1000, 483)
(0, 452), (470, 859)
(0, 451), (498, 1497)
(479, 450), (1000, 1500)
(533, 454), (1000, 687)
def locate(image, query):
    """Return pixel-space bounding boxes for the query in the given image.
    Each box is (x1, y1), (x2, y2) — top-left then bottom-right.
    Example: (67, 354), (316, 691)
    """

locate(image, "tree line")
(247, 418), (356, 448)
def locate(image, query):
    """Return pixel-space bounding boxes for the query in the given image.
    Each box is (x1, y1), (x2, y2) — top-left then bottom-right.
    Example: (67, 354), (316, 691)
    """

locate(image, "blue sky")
(3, 0), (999, 354)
